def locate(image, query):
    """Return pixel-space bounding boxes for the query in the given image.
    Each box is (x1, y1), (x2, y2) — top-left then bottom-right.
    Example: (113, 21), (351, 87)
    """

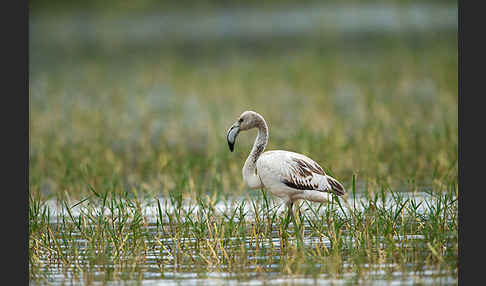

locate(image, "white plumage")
(257, 150), (344, 202)
(226, 111), (345, 212)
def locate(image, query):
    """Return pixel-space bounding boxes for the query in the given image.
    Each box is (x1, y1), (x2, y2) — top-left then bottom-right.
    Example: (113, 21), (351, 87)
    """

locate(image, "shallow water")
(31, 233), (456, 285)
(32, 191), (457, 285)
(43, 191), (436, 223)
(30, 4), (456, 45)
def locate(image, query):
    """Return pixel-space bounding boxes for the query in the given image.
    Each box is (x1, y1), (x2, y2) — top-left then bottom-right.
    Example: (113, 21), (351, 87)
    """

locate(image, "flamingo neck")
(242, 118), (268, 189)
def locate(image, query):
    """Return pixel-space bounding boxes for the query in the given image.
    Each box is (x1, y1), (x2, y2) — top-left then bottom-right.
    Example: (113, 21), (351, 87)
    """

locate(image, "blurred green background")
(29, 0), (457, 200)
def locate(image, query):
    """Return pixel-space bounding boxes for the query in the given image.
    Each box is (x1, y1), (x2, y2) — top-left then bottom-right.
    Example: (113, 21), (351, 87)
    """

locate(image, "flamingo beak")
(227, 123), (240, 152)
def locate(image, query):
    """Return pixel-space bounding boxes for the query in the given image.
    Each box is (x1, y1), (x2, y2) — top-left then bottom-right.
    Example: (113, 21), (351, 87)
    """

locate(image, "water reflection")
(33, 190), (456, 285)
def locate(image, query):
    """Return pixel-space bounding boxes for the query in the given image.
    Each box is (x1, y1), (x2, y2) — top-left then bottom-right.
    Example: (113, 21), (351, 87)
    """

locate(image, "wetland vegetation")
(29, 2), (457, 285)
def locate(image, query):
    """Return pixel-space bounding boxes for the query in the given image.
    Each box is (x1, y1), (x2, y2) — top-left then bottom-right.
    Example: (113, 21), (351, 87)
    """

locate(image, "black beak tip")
(228, 142), (234, 152)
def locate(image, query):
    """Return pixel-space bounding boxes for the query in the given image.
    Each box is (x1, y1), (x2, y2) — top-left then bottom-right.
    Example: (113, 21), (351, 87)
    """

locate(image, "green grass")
(29, 37), (457, 200)
(29, 179), (457, 284)
(29, 6), (457, 284)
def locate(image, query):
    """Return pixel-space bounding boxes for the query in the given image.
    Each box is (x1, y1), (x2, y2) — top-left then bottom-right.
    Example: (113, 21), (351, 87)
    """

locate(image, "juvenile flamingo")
(226, 111), (346, 222)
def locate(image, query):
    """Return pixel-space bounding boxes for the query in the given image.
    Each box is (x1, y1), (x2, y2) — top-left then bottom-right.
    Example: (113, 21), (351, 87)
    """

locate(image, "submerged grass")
(29, 180), (457, 284)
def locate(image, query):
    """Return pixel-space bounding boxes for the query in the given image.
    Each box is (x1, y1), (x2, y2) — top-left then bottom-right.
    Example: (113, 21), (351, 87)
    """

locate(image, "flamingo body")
(226, 111), (345, 207)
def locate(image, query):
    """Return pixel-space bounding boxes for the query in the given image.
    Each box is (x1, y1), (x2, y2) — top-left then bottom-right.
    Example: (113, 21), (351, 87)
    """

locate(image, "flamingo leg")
(290, 202), (297, 227)
(288, 200), (304, 247)
(284, 201), (294, 229)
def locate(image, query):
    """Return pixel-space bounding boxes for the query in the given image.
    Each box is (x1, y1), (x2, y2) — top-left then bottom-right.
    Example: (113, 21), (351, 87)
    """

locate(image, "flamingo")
(226, 110), (346, 223)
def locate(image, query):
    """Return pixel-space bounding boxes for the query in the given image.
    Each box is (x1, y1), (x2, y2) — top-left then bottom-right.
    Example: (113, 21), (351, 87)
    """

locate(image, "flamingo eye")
(239, 118), (243, 123)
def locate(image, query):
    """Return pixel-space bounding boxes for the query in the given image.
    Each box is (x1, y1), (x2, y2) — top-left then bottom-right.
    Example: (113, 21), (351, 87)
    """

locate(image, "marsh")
(29, 1), (457, 285)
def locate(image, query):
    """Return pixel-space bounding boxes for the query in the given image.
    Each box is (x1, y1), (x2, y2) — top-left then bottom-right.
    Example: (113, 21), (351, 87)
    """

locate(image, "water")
(43, 191), (436, 224)
(30, 4), (456, 45)
(32, 191), (457, 285)
(32, 228), (455, 285)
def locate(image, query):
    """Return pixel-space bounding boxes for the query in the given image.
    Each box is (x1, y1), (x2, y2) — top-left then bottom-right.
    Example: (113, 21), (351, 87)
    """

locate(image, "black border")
(4, 0), (29, 283)
(458, 0), (484, 285)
